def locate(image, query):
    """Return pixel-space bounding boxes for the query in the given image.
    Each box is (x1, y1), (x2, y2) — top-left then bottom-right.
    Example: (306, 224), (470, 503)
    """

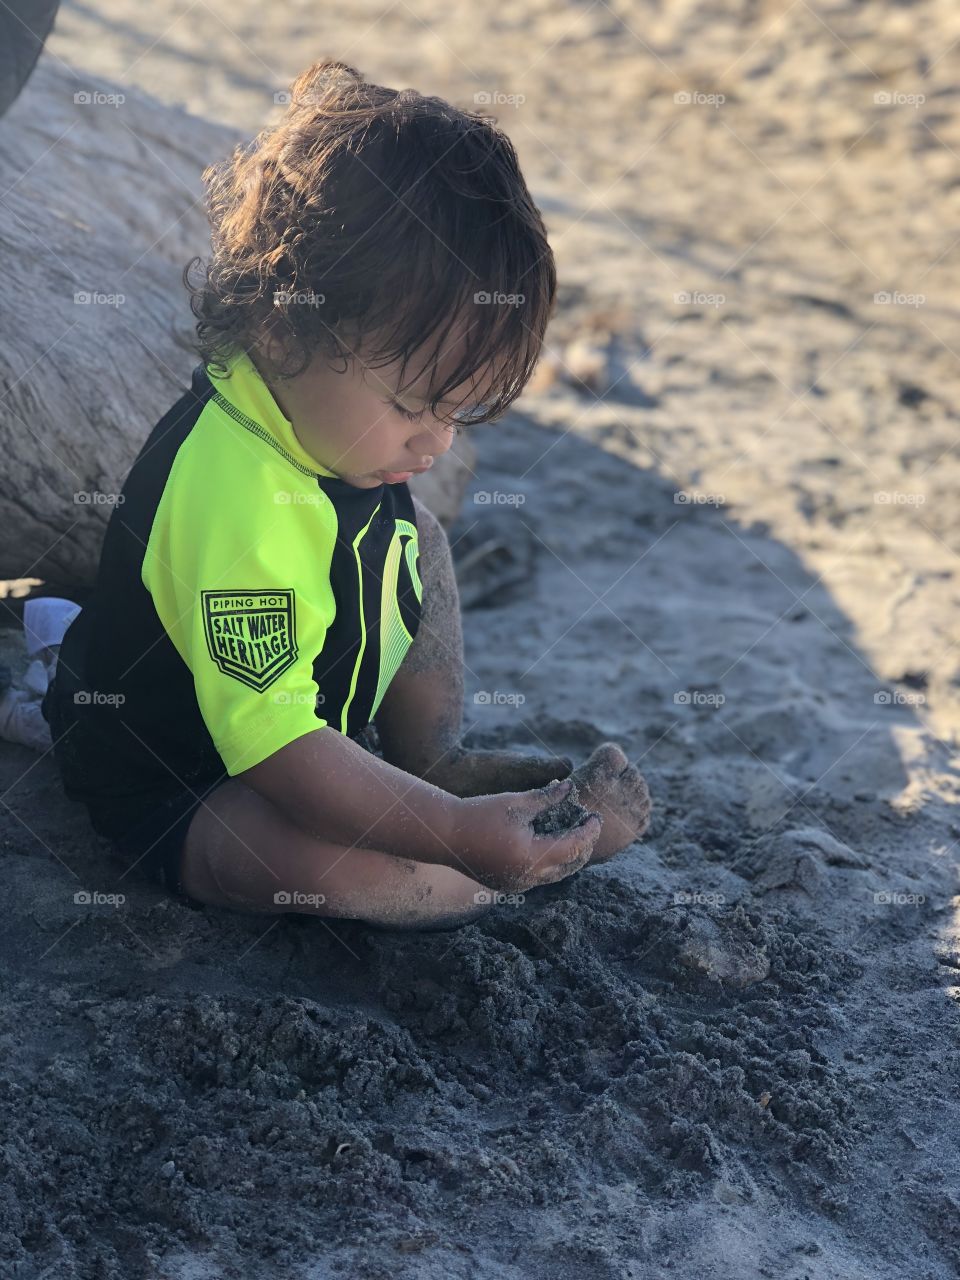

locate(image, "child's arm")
(241, 727), (600, 892)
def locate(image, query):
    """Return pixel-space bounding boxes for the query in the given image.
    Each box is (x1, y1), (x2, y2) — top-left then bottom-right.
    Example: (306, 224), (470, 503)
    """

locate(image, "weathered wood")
(0, 57), (473, 588)
(0, 0), (58, 118)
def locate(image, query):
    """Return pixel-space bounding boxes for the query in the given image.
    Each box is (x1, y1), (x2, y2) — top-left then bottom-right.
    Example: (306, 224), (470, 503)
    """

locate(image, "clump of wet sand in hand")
(531, 780), (592, 835)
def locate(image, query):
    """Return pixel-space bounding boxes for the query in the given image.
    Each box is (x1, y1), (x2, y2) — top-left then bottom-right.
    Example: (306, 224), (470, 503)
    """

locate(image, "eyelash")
(388, 400), (463, 434)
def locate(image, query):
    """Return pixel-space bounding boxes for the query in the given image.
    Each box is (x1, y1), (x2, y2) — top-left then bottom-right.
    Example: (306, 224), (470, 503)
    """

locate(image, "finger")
(530, 812), (602, 884)
(522, 775), (575, 816)
(551, 811), (602, 863)
(530, 841), (594, 887)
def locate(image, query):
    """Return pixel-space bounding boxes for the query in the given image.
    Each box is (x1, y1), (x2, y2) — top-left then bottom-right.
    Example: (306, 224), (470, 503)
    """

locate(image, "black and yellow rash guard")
(48, 349), (422, 827)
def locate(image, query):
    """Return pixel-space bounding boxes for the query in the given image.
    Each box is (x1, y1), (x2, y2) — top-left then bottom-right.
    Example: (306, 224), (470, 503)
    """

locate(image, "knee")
(411, 495), (446, 545)
(411, 497), (452, 578)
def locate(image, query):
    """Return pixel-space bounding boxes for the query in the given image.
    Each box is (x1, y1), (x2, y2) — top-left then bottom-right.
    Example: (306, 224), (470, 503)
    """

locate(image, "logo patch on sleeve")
(202, 589), (298, 691)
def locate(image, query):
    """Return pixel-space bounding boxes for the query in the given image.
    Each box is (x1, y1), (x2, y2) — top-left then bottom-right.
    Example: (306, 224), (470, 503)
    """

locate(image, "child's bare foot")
(567, 743), (651, 862)
(421, 746), (573, 799)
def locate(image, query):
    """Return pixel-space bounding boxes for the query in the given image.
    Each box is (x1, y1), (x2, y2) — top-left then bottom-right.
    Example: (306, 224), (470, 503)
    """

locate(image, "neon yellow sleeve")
(142, 452), (338, 776)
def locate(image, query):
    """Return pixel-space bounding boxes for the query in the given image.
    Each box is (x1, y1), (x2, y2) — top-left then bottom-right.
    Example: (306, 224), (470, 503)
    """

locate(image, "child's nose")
(409, 424), (453, 458)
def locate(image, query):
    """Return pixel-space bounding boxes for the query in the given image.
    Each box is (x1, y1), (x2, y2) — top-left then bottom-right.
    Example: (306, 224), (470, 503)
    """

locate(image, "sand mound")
(0, 877), (865, 1277)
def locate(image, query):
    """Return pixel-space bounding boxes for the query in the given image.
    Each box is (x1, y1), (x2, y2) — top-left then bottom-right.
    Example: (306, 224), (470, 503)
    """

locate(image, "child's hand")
(450, 778), (602, 893)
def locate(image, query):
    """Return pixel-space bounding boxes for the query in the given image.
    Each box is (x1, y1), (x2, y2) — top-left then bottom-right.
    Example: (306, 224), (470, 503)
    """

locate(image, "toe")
(584, 742), (629, 780)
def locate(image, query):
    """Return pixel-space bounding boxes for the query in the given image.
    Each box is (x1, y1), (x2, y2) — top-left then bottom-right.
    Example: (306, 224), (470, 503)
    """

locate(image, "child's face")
(253, 335), (486, 489)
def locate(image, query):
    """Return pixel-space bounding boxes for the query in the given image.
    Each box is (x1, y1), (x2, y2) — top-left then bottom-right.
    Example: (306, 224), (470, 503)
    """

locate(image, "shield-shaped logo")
(202, 588), (298, 691)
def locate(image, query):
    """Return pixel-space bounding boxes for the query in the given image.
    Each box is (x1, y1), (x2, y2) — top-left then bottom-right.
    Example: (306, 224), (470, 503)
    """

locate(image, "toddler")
(46, 59), (651, 927)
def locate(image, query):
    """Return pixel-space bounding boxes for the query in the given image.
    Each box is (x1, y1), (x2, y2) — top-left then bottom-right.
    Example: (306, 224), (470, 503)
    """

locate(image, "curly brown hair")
(182, 59), (557, 425)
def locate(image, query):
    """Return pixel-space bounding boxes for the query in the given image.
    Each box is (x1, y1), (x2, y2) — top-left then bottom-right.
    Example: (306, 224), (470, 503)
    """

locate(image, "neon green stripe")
(395, 518), (422, 602)
(339, 502), (381, 731)
(370, 529), (417, 717)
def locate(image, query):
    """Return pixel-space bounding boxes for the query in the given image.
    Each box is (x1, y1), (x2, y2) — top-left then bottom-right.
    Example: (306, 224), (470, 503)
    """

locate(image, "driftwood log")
(0, 57), (473, 591)
(0, 0), (59, 119)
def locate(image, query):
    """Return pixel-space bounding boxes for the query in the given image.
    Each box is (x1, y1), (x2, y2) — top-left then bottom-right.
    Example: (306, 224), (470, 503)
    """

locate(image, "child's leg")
(375, 498), (573, 797)
(375, 499), (652, 859)
(180, 776), (494, 930)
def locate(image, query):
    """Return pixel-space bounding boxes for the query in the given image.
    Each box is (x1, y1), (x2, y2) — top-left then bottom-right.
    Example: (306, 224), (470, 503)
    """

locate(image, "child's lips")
(378, 462), (433, 483)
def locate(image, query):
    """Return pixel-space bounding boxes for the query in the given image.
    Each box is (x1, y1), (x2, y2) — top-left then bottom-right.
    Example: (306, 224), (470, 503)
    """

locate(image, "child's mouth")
(377, 462), (433, 484)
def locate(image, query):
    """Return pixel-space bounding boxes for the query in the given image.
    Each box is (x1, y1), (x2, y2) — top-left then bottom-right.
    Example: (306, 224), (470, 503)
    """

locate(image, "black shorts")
(80, 722), (383, 905)
(87, 778), (229, 905)
(42, 676), (225, 905)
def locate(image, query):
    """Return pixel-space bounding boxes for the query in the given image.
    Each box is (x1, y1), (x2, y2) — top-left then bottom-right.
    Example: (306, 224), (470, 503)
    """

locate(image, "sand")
(1, 0), (959, 1276)
(531, 781), (591, 835)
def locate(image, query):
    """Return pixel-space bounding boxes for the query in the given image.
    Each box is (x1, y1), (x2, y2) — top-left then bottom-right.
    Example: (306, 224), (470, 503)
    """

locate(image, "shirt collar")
(204, 348), (339, 479)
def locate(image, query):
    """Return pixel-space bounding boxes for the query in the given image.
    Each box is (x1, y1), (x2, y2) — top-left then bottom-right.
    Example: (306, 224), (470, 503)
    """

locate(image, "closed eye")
(386, 397), (465, 434)
(387, 398), (425, 422)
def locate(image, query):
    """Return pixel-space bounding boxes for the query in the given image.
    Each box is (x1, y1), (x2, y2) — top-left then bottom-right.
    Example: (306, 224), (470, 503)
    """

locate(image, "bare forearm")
(239, 727), (462, 866)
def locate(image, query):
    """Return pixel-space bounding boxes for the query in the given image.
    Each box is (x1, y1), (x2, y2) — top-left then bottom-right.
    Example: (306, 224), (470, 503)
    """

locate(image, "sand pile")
(0, 874), (865, 1278)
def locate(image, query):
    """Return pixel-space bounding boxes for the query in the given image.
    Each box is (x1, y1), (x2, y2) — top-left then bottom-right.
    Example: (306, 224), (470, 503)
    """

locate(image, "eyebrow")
(389, 380), (429, 404)
(395, 387), (459, 411)
(393, 369), (476, 405)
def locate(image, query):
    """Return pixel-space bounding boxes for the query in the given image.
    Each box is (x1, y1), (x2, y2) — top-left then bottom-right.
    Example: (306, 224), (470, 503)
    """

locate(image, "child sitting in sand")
(45, 59), (651, 928)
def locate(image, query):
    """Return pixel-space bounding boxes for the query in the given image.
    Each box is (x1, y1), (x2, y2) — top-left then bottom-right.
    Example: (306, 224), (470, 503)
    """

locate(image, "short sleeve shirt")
(49, 350), (422, 809)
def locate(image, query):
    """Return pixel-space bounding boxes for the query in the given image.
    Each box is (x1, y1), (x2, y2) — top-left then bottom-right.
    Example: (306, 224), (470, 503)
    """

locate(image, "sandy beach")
(1, 0), (959, 1275)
